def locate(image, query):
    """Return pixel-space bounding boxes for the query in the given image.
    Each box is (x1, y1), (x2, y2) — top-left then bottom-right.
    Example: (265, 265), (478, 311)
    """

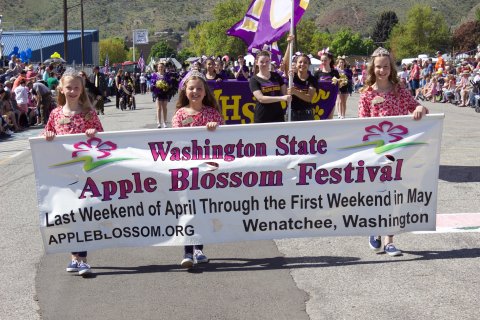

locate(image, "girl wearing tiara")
(44, 69), (104, 275)
(359, 47), (428, 257)
(172, 70), (224, 268)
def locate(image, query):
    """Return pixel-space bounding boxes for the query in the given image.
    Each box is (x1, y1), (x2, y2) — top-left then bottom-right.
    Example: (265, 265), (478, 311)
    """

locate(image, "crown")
(179, 70), (207, 89)
(187, 70), (206, 81)
(371, 47), (390, 57)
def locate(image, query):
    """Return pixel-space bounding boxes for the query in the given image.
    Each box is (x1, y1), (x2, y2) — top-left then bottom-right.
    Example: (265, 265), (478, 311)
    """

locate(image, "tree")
(149, 40), (176, 61)
(294, 19), (321, 55)
(372, 11), (398, 44)
(186, 0), (249, 56)
(388, 5), (450, 59)
(452, 21), (480, 52)
(127, 47), (140, 62)
(99, 38), (128, 64)
(176, 48), (195, 64)
(329, 28), (374, 56)
(310, 32), (333, 56)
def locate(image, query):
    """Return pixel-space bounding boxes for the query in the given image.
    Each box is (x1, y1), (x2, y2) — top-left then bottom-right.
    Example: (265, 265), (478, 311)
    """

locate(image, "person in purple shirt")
(335, 56), (353, 119)
(215, 60), (230, 80)
(150, 62), (171, 128)
(233, 55), (250, 81)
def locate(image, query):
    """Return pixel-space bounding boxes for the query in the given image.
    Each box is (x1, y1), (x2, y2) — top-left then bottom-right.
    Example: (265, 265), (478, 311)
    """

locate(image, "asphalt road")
(0, 91), (478, 320)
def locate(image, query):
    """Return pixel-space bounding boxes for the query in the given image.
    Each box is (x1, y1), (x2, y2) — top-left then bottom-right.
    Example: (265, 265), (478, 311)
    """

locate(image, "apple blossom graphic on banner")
(29, 115), (444, 254)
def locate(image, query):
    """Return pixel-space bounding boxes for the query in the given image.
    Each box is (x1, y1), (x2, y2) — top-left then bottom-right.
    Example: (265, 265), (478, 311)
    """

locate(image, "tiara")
(62, 67), (81, 77)
(188, 70), (206, 81)
(179, 70), (207, 89)
(371, 47), (390, 57)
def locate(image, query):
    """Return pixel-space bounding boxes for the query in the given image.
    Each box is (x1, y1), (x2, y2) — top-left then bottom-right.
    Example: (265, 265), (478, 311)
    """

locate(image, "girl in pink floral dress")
(358, 47), (428, 257)
(172, 70), (224, 268)
(44, 69), (103, 275)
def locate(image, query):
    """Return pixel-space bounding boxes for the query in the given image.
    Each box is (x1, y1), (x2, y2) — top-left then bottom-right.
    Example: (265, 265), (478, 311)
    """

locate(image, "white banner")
(30, 115), (444, 254)
(133, 29), (149, 44)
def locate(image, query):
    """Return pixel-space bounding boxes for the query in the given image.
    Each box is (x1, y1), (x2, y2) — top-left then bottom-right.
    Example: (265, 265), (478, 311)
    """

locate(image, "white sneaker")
(78, 260), (92, 275)
(157, 123), (162, 128)
(181, 253), (194, 268)
(194, 249), (209, 264)
(5, 129), (14, 135)
(161, 122), (167, 128)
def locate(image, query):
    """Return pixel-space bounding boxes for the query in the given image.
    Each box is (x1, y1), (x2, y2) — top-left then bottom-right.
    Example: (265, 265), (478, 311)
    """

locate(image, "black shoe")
(0, 132), (11, 139)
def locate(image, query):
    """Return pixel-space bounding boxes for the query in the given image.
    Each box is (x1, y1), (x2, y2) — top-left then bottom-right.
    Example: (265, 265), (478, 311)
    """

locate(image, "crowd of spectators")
(401, 46), (480, 110)
(2, 46), (480, 139)
(0, 55), (116, 139)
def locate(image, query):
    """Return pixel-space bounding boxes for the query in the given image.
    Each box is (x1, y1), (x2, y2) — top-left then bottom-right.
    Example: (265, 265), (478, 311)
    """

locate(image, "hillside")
(1, 0), (479, 44)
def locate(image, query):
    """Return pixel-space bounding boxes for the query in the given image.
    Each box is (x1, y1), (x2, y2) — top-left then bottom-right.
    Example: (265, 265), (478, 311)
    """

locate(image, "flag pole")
(287, 0), (295, 122)
(132, 30), (136, 62)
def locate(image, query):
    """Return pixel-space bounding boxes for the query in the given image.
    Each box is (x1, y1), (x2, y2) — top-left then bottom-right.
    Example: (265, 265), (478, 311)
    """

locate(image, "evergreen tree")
(372, 11), (398, 45)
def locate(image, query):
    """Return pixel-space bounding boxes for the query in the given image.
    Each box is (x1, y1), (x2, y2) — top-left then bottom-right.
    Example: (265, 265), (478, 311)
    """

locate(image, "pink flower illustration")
(362, 121), (408, 143)
(72, 137), (117, 159)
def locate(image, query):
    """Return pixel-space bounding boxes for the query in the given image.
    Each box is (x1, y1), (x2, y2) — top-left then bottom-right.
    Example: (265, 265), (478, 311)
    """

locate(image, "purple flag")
(227, 0), (309, 50)
(249, 42), (282, 64)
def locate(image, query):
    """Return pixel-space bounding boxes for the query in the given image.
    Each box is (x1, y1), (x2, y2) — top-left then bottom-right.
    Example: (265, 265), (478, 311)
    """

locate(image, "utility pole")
(63, 0), (68, 62)
(80, 0), (84, 68)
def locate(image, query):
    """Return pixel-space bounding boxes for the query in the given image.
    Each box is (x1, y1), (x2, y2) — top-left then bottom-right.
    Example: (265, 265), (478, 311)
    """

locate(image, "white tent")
(244, 54), (255, 67)
(168, 58), (182, 69)
(157, 57), (182, 69)
(309, 57), (321, 72)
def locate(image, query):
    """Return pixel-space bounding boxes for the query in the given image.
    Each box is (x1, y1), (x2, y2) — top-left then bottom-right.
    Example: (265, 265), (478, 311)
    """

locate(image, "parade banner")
(30, 115), (443, 254)
(209, 80), (336, 124)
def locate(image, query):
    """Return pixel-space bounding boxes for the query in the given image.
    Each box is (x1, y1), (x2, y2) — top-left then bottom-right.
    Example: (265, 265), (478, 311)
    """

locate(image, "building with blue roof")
(1, 30), (99, 65)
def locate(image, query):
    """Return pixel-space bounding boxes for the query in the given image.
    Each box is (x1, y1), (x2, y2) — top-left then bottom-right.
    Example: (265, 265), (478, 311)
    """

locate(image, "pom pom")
(156, 80), (169, 91)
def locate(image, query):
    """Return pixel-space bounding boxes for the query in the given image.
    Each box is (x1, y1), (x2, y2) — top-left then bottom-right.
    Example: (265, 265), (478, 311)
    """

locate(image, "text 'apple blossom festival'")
(74, 120), (423, 202)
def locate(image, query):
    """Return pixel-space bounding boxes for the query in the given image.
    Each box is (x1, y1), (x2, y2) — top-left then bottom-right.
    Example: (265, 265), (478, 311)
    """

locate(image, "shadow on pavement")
(439, 165), (480, 183)
(402, 247), (480, 260)
(89, 247), (480, 276)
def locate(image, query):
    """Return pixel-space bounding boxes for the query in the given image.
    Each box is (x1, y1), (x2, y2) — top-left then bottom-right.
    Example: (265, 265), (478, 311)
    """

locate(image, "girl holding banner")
(43, 69), (104, 275)
(172, 70), (224, 268)
(249, 51), (291, 123)
(204, 58), (223, 82)
(359, 47), (428, 256)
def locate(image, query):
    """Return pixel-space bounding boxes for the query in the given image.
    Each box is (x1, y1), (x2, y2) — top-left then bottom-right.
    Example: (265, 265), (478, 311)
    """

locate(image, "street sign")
(133, 29), (149, 44)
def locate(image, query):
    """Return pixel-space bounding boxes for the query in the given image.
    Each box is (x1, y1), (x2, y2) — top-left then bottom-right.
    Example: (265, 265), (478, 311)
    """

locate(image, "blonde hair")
(175, 75), (220, 111)
(361, 47), (399, 94)
(56, 68), (93, 113)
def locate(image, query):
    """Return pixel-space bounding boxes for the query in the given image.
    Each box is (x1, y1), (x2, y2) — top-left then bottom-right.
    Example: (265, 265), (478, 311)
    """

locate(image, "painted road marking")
(0, 139), (30, 163)
(414, 213), (480, 234)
